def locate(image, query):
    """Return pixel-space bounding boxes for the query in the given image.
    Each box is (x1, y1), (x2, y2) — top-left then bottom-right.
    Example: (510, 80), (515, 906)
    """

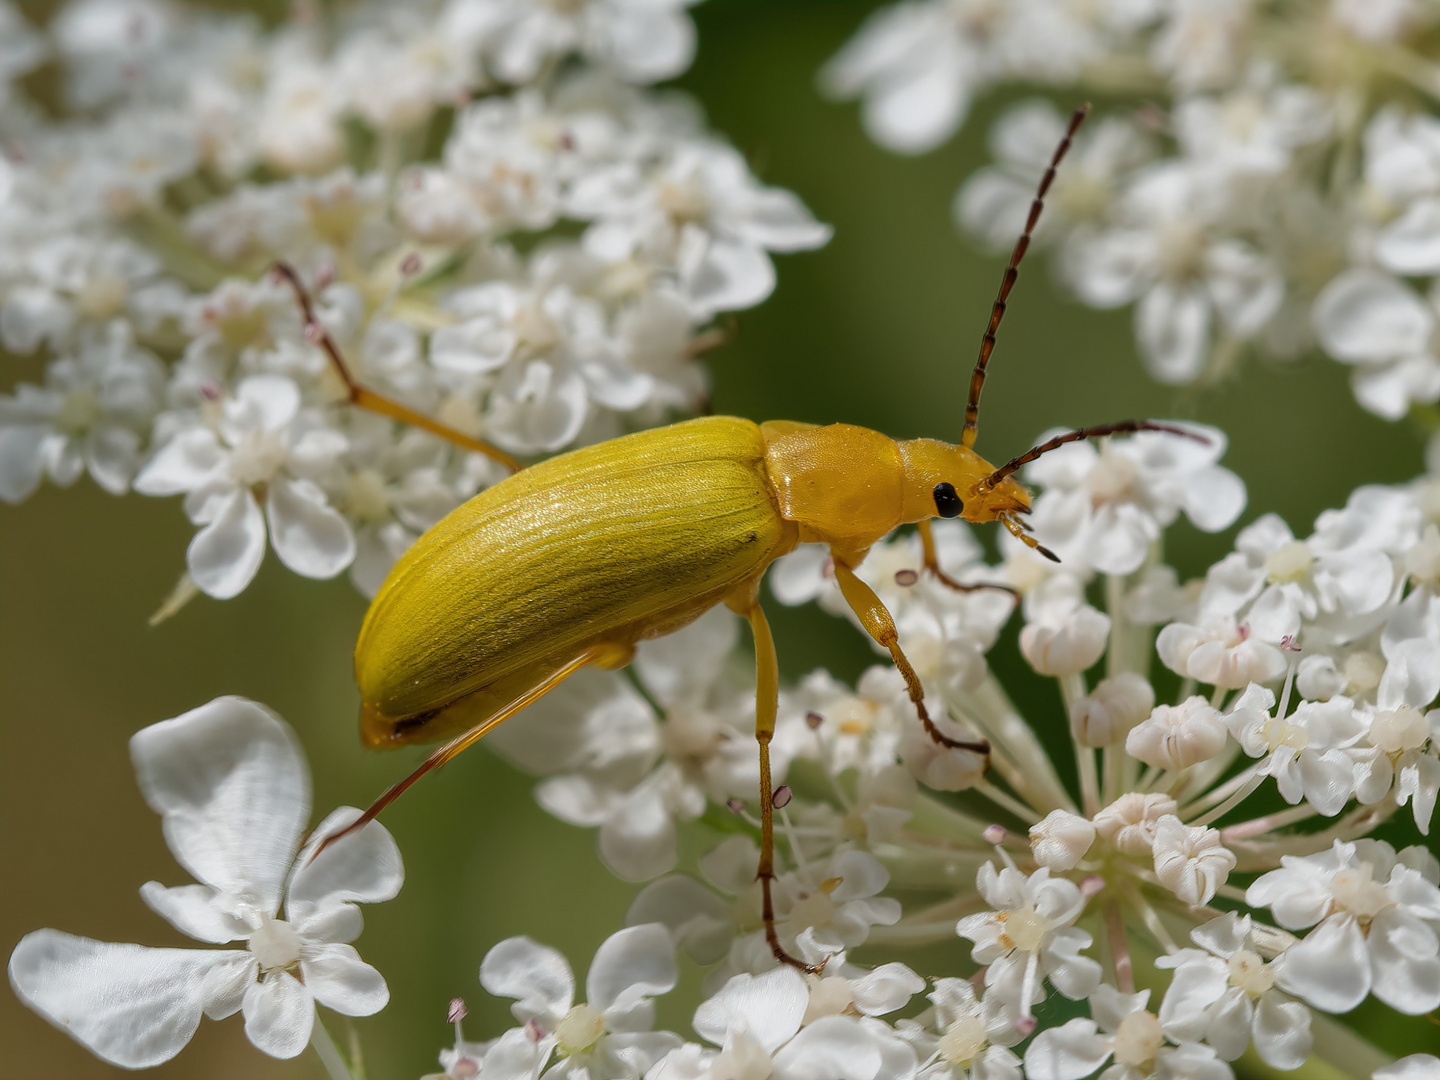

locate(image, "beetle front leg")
(915, 519), (1017, 601)
(730, 595), (823, 975)
(831, 559), (991, 757)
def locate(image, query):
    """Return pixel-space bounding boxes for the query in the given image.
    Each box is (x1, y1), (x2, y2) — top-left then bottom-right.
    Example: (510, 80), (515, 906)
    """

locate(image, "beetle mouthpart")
(1002, 514), (1063, 564)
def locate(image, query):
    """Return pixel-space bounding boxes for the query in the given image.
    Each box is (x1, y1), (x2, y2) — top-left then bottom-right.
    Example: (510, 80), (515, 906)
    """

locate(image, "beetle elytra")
(288, 104), (1202, 972)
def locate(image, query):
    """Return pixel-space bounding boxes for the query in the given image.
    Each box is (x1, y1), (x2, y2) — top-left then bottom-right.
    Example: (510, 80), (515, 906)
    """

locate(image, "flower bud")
(1069, 673), (1155, 747)
(1126, 696), (1227, 770)
(1152, 815), (1235, 906)
(1093, 792), (1177, 857)
(1029, 809), (1096, 871)
(1020, 605), (1111, 676)
(1296, 654), (1343, 701)
(1370, 706), (1430, 753)
(1157, 619), (1286, 688)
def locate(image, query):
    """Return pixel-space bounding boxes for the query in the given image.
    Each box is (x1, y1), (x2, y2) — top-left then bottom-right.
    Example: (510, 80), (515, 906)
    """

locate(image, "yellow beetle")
(288, 106), (1198, 970)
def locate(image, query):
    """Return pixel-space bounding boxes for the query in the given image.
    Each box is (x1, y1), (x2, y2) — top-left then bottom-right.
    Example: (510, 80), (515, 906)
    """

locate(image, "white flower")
(1199, 511), (1397, 647)
(898, 977), (1025, 1078)
(133, 374), (355, 598)
(1063, 161), (1283, 384)
(1021, 421), (1245, 575)
(476, 924), (681, 1080)
(1173, 80), (1331, 180)
(8, 697), (401, 1066)
(465, 0), (700, 85)
(1152, 815), (1235, 906)
(820, 0), (1105, 155)
(1155, 913), (1313, 1071)
(0, 325), (164, 502)
(1313, 269), (1440, 421)
(674, 963), (919, 1080)
(957, 100), (1153, 252)
(1247, 839), (1440, 1014)
(1024, 984), (1234, 1080)
(1126, 696), (1228, 771)
(571, 138), (832, 318)
(1358, 107), (1440, 276)
(956, 864), (1101, 1020)
(1225, 685), (1366, 815)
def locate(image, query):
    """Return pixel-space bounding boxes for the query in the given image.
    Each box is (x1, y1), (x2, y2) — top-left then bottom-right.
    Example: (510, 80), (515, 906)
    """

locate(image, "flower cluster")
(824, 1), (1440, 421)
(0, 0), (828, 601)
(416, 420), (1437, 1077)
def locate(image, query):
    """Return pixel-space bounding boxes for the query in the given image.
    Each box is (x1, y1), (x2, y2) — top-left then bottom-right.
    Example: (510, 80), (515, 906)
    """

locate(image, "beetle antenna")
(961, 103), (1090, 450)
(980, 421), (1210, 492)
(270, 262), (522, 473)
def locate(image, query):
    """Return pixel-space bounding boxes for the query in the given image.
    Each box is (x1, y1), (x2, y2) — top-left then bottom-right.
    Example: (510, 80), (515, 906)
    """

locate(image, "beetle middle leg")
(727, 592), (823, 974)
(271, 262), (522, 474)
(831, 558), (991, 756)
(915, 520), (1017, 601)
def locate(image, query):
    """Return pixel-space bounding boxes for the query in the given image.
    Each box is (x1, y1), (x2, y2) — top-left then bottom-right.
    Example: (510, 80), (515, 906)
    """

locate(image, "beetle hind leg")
(310, 648), (604, 862)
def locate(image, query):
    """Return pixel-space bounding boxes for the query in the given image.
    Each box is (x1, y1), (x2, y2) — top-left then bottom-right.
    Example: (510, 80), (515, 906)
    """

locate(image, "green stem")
(311, 1015), (353, 1080)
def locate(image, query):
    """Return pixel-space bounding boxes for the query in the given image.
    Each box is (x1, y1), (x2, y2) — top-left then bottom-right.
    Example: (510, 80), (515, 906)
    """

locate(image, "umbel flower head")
(8, 697), (402, 1067)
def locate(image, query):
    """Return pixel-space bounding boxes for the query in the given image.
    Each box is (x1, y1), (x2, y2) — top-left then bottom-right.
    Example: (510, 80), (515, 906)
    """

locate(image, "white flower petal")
(679, 231), (775, 316)
(130, 696), (309, 911)
(1136, 282), (1211, 384)
(598, 781), (678, 882)
(1376, 197), (1440, 275)
(480, 936), (574, 1026)
(1024, 1018), (1112, 1080)
(1252, 991), (1312, 1071)
(139, 882), (247, 944)
(300, 942), (388, 1016)
(626, 876), (733, 965)
(1274, 915), (1370, 1012)
(772, 1014), (884, 1080)
(8, 931), (252, 1069)
(187, 486), (267, 599)
(242, 969), (313, 1059)
(266, 477), (355, 580)
(1313, 268), (1433, 362)
(0, 423), (50, 502)
(288, 805), (403, 918)
(863, 50), (968, 155)
(1367, 907), (1440, 1014)
(588, 923), (676, 1029)
(693, 967), (806, 1053)
(133, 427), (223, 496)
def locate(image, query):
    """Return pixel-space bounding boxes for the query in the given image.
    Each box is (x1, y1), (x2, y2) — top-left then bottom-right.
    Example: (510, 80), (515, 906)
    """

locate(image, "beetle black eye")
(933, 482), (963, 518)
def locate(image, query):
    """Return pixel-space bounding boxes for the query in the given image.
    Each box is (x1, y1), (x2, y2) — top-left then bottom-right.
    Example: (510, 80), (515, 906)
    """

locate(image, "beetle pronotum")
(281, 103), (1202, 973)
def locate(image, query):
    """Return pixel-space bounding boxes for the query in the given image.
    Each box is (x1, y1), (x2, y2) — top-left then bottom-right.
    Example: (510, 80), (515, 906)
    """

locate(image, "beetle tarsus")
(761, 874), (825, 974)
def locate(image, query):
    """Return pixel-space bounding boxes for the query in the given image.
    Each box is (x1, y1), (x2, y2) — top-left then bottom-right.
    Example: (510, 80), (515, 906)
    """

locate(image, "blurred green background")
(2, 2), (1435, 1077)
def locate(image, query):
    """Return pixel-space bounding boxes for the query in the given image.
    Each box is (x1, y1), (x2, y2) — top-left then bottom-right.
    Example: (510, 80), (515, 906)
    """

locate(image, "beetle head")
(897, 437), (1053, 558)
